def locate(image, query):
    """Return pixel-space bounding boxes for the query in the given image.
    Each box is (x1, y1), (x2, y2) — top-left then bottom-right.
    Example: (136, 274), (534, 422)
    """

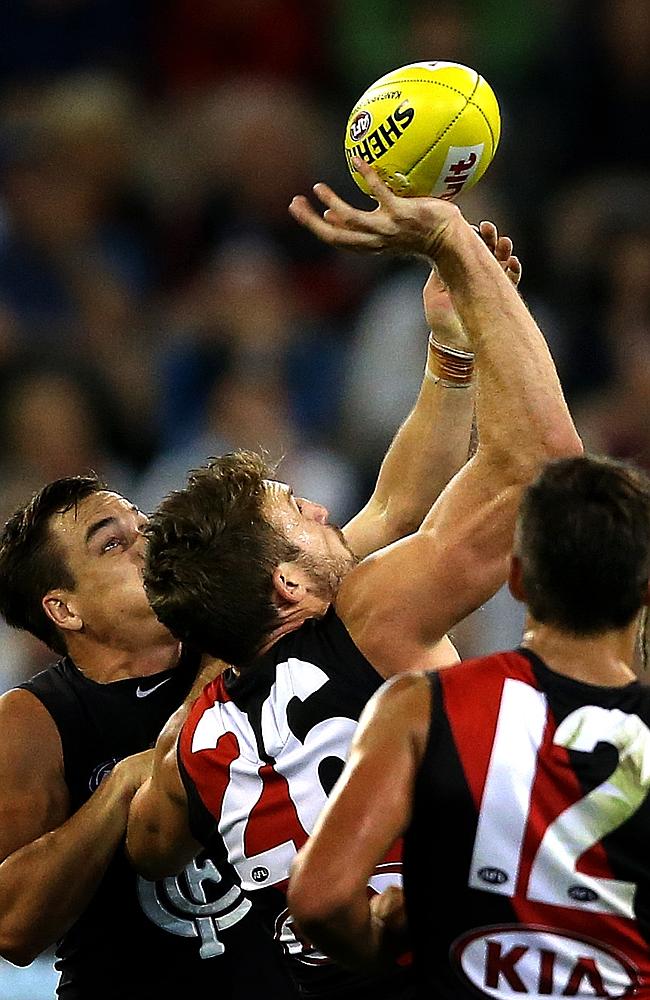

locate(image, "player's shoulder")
(362, 669), (432, 729)
(274, 608), (344, 657)
(18, 655), (74, 698)
(288, 607), (381, 680)
(0, 681), (60, 727)
(226, 608), (378, 693)
(374, 669), (431, 703)
(0, 685), (64, 771)
(442, 647), (529, 680)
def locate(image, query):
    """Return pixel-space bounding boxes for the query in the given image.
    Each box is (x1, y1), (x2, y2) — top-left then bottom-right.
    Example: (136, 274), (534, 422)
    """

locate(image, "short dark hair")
(517, 455), (650, 634)
(0, 475), (106, 654)
(144, 452), (300, 665)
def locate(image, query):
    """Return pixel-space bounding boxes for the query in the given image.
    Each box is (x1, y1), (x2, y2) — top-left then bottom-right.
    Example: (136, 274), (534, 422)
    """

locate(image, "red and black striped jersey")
(178, 607), (415, 999)
(404, 648), (650, 1000)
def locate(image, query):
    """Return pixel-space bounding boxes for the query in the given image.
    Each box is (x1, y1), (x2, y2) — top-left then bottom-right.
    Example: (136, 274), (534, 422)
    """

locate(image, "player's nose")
(300, 499), (329, 524)
(133, 530), (147, 561)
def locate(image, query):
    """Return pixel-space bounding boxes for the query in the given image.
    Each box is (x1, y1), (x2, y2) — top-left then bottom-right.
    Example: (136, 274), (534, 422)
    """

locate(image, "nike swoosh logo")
(136, 678), (173, 698)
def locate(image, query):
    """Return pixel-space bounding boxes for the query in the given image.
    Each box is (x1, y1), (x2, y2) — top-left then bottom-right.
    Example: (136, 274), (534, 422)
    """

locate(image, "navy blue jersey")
(20, 648), (296, 999)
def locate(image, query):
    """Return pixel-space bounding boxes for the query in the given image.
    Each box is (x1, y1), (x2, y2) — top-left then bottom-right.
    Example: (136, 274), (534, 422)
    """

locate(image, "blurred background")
(0, 0), (648, 992)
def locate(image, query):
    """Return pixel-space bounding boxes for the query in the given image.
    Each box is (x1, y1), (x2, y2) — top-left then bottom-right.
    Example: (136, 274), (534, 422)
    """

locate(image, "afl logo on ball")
(349, 111), (372, 142)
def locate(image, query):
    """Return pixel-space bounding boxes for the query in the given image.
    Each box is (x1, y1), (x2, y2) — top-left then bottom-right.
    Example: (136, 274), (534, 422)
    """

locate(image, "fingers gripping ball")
(345, 61), (500, 200)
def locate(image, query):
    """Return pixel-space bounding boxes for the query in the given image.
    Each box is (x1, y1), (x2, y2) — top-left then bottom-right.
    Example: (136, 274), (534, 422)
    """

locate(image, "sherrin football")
(345, 61), (500, 200)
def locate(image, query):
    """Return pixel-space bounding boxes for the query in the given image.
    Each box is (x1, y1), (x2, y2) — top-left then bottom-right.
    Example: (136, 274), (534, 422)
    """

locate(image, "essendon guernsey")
(404, 648), (650, 1000)
(178, 608), (415, 999)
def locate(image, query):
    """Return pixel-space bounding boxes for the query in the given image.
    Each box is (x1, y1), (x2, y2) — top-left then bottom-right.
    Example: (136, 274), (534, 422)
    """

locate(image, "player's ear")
(507, 555), (526, 603)
(272, 563), (308, 606)
(43, 590), (83, 633)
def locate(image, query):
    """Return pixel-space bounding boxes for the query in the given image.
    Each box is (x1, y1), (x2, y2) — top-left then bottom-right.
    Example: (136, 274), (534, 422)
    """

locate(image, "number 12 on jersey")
(468, 678), (650, 917)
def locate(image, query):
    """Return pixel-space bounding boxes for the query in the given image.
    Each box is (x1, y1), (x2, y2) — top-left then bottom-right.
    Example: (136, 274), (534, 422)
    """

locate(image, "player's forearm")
(126, 780), (197, 880)
(435, 219), (581, 466)
(125, 809), (193, 881)
(347, 373), (474, 556)
(0, 773), (133, 965)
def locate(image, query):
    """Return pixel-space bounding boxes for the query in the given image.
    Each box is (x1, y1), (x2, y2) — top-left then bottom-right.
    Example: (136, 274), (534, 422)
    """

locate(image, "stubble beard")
(298, 538), (359, 604)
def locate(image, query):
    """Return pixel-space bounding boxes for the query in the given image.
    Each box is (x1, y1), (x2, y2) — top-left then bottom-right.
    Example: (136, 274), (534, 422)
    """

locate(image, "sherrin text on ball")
(345, 61), (500, 200)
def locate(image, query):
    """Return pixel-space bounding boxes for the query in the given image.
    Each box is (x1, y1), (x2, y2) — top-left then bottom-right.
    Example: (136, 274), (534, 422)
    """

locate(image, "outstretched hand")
(289, 156), (461, 259)
(289, 157), (522, 349)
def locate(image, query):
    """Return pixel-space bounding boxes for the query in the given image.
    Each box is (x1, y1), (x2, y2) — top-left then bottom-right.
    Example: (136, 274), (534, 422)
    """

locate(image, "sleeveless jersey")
(403, 648), (650, 1000)
(178, 608), (416, 999)
(20, 648), (297, 1000)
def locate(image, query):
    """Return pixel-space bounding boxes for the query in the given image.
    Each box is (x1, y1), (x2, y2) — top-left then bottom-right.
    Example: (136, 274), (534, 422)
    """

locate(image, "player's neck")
(257, 603), (329, 658)
(65, 635), (182, 683)
(521, 618), (639, 687)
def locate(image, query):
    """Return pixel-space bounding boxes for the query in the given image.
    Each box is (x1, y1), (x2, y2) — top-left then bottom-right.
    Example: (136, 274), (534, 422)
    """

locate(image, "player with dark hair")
(126, 160), (582, 998)
(0, 191), (511, 996)
(0, 474), (301, 998)
(289, 454), (650, 999)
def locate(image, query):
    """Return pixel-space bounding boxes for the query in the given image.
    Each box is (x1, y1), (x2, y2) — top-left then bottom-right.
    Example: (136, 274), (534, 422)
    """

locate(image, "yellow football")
(344, 61), (500, 200)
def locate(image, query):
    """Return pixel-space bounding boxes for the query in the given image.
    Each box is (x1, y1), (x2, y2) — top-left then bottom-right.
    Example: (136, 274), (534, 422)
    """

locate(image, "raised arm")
(341, 229), (521, 560)
(0, 690), (151, 965)
(292, 159), (581, 676)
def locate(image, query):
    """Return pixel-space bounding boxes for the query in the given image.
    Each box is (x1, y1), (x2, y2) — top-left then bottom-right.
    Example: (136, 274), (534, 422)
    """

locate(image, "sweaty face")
(48, 491), (173, 648)
(263, 481), (358, 600)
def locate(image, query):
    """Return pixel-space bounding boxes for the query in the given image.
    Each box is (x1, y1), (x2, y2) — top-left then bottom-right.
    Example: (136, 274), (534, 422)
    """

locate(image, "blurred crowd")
(0, 0), (649, 689)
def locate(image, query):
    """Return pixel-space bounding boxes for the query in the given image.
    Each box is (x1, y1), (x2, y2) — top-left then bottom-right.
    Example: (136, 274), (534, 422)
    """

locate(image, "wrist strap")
(426, 333), (475, 388)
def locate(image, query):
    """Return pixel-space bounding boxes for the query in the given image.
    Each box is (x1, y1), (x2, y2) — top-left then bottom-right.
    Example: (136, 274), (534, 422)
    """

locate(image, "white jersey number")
(191, 659), (356, 890)
(469, 678), (650, 916)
